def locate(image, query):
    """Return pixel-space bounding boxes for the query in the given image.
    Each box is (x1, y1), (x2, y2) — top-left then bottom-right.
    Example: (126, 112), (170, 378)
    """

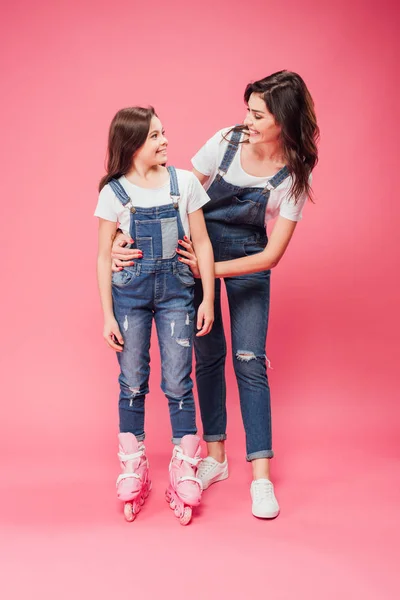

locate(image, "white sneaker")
(196, 456), (229, 490)
(250, 479), (280, 518)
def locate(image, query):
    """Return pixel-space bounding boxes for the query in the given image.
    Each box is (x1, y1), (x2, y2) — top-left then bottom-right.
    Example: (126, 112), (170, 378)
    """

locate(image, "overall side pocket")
(111, 268), (136, 288)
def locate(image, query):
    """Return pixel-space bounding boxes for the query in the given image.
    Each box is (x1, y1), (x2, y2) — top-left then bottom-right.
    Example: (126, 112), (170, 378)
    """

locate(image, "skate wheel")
(179, 506), (192, 526)
(165, 489), (172, 504)
(170, 498), (177, 510)
(124, 502), (136, 522)
(174, 505), (181, 517)
(144, 482), (151, 499)
(139, 496), (145, 506)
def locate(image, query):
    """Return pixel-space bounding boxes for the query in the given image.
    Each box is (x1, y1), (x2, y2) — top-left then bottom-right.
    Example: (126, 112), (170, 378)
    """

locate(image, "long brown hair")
(231, 71), (319, 201)
(99, 106), (156, 191)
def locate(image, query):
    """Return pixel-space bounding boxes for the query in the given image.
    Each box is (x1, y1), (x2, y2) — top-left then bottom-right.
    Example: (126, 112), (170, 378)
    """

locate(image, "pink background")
(1, 0), (399, 598)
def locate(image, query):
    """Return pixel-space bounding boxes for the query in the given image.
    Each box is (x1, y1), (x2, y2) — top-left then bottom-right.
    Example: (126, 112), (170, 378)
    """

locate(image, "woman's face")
(134, 115), (168, 166)
(243, 93), (281, 145)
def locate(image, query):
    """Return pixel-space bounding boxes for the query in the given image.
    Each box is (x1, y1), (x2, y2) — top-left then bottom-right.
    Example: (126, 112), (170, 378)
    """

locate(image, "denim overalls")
(193, 129), (289, 460)
(109, 167), (197, 444)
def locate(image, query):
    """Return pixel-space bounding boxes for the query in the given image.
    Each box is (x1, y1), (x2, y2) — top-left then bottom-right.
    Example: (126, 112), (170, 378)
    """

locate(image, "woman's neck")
(246, 141), (285, 165)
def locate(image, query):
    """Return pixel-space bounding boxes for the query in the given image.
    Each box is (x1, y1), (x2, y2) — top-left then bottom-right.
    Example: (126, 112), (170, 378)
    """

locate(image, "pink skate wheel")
(124, 502), (136, 522)
(144, 481), (151, 499)
(179, 506), (192, 526)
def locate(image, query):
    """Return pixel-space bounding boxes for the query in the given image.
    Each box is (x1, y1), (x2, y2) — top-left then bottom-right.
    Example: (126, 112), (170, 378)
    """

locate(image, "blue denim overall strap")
(215, 128), (243, 181)
(167, 165), (180, 207)
(262, 165), (290, 194)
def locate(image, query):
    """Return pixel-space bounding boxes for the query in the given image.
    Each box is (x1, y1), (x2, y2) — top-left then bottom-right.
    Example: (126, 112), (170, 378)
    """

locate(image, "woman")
(111, 70), (319, 519)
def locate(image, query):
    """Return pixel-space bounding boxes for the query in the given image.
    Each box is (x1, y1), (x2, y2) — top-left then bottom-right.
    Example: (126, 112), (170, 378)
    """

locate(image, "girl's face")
(243, 93), (281, 145)
(134, 116), (168, 166)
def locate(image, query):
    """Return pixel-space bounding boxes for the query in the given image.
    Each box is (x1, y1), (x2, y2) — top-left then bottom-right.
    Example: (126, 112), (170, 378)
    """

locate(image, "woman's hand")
(103, 317), (124, 352)
(196, 299), (214, 337)
(111, 231), (143, 272)
(177, 236), (200, 278)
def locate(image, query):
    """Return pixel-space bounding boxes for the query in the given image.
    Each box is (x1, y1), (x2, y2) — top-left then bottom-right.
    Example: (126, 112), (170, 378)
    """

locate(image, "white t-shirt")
(94, 169), (210, 237)
(191, 128), (309, 224)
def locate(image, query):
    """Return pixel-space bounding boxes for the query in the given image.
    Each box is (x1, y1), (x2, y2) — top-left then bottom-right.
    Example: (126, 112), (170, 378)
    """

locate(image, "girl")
(95, 106), (214, 524)
(111, 71), (319, 519)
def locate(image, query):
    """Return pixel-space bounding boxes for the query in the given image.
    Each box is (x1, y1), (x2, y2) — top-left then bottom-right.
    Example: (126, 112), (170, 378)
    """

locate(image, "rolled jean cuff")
(172, 437), (182, 445)
(246, 449), (274, 462)
(203, 434), (227, 442)
(134, 433), (145, 442)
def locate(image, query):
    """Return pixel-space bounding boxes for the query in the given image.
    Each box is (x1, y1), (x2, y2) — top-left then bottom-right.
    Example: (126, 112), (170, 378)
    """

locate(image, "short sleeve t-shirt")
(191, 128), (309, 224)
(94, 169), (210, 238)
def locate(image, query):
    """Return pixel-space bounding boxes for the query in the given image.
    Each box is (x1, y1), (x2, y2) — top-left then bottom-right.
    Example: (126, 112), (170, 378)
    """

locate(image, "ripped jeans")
(112, 262), (197, 444)
(194, 270), (273, 461)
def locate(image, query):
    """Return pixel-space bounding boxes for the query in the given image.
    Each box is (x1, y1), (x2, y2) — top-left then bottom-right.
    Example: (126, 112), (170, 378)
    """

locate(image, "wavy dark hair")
(99, 106), (156, 191)
(229, 71), (319, 201)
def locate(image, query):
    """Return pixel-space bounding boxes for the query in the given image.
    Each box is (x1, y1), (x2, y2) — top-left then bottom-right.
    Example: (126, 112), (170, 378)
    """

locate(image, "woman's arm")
(109, 232), (143, 271)
(192, 168), (209, 186)
(178, 215), (297, 278)
(187, 209), (214, 336)
(216, 216), (297, 277)
(97, 218), (124, 351)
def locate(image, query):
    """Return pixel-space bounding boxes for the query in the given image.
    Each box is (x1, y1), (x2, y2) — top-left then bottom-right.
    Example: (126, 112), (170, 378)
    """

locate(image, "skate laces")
(173, 447), (202, 467)
(253, 480), (274, 503)
(116, 446), (147, 486)
(171, 447), (203, 489)
(117, 448), (145, 463)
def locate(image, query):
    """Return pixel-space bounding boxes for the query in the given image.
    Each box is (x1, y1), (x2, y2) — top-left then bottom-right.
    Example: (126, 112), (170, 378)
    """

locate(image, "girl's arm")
(187, 209), (214, 336)
(97, 218), (125, 351)
(192, 168), (209, 186)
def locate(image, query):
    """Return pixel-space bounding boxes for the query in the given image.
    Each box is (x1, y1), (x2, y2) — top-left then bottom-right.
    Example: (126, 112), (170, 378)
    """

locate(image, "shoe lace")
(253, 480), (273, 502)
(197, 458), (215, 477)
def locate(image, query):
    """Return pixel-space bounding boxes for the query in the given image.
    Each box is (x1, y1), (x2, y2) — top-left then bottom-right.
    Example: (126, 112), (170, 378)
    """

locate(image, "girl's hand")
(103, 317), (124, 352)
(111, 232), (143, 272)
(196, 300), (214, 337)
(177, 236), (200, 278)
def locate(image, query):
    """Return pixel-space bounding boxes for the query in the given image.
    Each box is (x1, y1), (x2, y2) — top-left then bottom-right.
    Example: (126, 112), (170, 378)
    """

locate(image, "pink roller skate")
(116, 433), (151, 522)
(165, 435), (203, 525)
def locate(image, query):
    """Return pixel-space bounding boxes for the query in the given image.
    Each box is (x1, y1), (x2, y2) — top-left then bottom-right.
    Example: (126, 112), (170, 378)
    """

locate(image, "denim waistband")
(125, 259), (183, 274)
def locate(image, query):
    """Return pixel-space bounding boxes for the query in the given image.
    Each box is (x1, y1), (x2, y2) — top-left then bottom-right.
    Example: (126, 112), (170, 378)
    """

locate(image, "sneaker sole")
(252, 507), (280, 519)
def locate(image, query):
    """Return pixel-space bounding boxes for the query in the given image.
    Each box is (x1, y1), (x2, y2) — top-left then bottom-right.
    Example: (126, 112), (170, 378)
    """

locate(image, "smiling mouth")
(157, 148), (167, 153)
